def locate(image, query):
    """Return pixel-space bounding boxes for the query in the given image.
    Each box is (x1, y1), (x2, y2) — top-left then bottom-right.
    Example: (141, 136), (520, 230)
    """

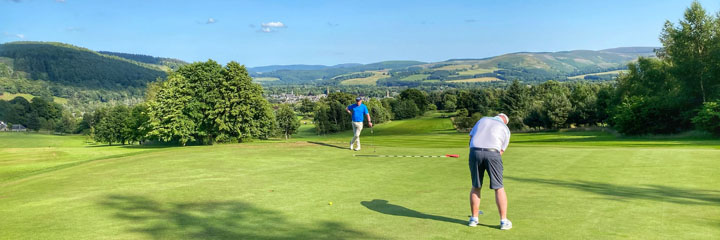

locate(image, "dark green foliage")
(276, 104), (300, 139)
(129, 104), (151, 144)
(606, 1), (720, 135)
(0, 96), (66, 131)
(313, 92), (355, 134)
(692, 101), (720, 135)
(55, 110), (77, 135)
(392, 99), (420, 119)
(501, 80), (530, 130)
(298, 98), (316, 115)
(98, 51), (188, 70)
(147, 60), (275, 145)
(0, 42), (166, 90)
(399, 88), (429, 113)
(364, 98), (391, 124)
(452, 109), (483, 132)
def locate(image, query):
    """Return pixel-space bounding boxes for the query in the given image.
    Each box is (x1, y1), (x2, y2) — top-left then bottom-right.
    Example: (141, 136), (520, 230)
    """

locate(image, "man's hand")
(346, 109), (352, 115)
(368, 122), (373, 128)
(500, 150), (504, 156)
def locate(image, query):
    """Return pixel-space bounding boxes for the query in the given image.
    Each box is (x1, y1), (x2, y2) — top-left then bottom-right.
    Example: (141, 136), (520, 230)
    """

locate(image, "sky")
(2, 0), (719, 67)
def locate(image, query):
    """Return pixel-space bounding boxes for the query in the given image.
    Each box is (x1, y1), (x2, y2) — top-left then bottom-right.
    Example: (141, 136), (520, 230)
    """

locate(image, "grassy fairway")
(567, 70), (628, 80)
(448, 77), (500, 83)
(340, 71), (390, 85)
(1, 116), (719, 239)
(0, 92), (69, 104)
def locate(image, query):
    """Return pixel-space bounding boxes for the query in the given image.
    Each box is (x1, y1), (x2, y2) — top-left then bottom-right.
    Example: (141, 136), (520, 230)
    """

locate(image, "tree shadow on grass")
(507, 177), (720, 205)
(307, 141), (348, 150)
(100, 195), (372, 240)
(360, 199), (495, 228)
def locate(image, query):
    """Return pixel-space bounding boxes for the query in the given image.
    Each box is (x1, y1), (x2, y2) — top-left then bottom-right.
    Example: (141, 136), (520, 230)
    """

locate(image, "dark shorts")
(469, 148), (504, 189)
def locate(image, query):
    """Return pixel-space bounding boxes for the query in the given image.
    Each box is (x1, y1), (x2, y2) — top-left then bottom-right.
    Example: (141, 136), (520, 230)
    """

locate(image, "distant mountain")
(98, 51), (188, 70)
(249, 64), (330, 73)
(0, 41), (166, 90)
(600, 47), (658, 54)
(251, 48), (657, 86)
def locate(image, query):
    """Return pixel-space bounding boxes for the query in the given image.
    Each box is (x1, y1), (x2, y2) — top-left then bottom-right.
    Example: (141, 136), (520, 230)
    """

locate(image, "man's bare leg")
(494, 187), (507, 219)
(470, 187), (482, 218)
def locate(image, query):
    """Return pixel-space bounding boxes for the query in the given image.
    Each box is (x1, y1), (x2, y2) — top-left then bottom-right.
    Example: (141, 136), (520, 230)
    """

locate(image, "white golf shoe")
(350, 144), (354, 150)
(468, 217), (479, 227)
(500, 219), (512, 230)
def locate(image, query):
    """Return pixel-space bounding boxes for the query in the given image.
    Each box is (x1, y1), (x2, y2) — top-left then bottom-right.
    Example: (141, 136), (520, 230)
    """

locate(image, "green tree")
(55, 110), (77, 135)
(501, 80), (530, 130)
(392, 99), (420, 119)
(129, 104), (151, 144)
(364, 98), (391, 124)
(692, 101), (720, 135)
(658, 0), (720, 103)
(399, 88), (429, 113)
(298, 98), (316, 115)
(147, 60), (275, 145)
(276, 104), (300, 139)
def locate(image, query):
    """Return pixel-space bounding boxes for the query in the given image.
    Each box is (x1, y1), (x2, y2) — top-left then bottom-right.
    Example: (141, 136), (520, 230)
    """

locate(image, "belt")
(471, 147), (500, 153)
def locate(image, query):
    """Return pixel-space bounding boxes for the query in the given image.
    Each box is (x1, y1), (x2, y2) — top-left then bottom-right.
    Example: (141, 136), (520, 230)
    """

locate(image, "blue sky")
(2, 0), (719, 67)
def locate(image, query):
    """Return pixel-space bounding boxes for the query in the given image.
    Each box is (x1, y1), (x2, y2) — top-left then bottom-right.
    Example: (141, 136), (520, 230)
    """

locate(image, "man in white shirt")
(467, 113), (512, 230)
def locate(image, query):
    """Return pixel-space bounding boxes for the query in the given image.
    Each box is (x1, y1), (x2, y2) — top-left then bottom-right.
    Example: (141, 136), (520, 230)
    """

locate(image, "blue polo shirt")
(347, 103), (369, 122)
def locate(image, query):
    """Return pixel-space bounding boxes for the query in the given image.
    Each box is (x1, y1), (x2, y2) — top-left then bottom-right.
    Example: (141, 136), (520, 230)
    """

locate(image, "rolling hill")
(0, 42), (167, 89)
(251, 48), (657, 86)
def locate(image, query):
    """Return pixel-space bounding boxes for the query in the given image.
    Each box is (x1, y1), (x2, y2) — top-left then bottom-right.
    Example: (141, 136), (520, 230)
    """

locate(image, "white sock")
(501, 218), (509, 222)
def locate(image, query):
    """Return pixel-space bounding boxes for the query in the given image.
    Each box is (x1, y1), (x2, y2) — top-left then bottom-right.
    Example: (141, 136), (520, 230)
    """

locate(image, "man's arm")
(346, 107), (352, 115)
(365, 113), (372, 127)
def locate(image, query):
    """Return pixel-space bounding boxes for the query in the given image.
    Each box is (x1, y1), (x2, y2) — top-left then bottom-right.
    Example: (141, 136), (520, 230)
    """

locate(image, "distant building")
(11, 124), (27, 132)
(0, 121), (7, 131)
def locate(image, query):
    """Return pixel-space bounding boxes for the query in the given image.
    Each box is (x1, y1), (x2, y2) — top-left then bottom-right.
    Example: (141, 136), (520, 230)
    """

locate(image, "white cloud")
(3, 32), (25, 39)
(206, 18), (216, 24)
(261, 21), (286, 28)
(256, 21), (286, 33)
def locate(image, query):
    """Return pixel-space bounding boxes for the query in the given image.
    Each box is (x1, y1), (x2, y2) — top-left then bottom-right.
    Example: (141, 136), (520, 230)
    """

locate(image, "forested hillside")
(98, 51), (188, 70)
(0, 42), (176, 111)
(0, 42), (166, 89)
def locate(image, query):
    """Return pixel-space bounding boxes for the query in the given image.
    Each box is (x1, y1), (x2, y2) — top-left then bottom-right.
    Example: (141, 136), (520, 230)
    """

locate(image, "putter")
(353, 154), (460, 158)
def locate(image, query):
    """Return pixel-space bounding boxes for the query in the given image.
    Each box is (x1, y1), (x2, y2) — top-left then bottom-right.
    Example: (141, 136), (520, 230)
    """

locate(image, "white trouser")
(350, 121), (363, 148)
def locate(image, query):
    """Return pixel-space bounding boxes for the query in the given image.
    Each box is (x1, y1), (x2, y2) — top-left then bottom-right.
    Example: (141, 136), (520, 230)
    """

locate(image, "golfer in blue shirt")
(346, 97), (372, 151)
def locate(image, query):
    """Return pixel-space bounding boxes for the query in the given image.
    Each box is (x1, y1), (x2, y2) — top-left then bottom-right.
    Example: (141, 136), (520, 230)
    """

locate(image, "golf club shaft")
(354, 154), (459, 158)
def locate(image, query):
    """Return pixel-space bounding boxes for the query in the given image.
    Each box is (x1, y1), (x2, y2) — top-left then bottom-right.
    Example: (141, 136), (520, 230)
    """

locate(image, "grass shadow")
(508, 177), (720, 205)
(307, 141), (348, 150)
(100, 195), (372, 240)
(360, 199), (491, 228)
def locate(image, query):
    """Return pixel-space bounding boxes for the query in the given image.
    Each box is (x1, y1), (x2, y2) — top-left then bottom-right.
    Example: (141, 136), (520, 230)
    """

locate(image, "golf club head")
(445, 154), (460, 158)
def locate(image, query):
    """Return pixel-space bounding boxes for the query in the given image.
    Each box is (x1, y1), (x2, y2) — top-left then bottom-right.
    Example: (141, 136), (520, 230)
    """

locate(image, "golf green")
(1, 116), (719, 239)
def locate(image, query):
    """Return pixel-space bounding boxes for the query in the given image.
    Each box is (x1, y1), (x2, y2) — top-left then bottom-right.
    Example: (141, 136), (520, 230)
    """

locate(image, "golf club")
(353, 154), (460, 158)
(370, 124), (375, 153)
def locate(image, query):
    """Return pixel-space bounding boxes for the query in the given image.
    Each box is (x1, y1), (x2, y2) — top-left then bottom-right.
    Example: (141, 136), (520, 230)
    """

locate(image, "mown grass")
(0, 92), (69, 104)
(340, 71), (390, 85)
(448, 77), (500, 83)
(1, 115), (719, 239)
(567, 70), (628, 80)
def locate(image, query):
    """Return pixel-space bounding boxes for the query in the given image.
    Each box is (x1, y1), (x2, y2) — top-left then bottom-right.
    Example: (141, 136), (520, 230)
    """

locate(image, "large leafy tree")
(276, 104), (300, 139)
(399, 88), (429, 113)
(659, 0), (720, 103)
(147, 60), (275, 145)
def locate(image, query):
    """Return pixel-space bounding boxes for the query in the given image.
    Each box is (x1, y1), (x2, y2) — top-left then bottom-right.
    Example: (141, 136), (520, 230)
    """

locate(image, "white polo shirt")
(469, 117), (511, 151)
